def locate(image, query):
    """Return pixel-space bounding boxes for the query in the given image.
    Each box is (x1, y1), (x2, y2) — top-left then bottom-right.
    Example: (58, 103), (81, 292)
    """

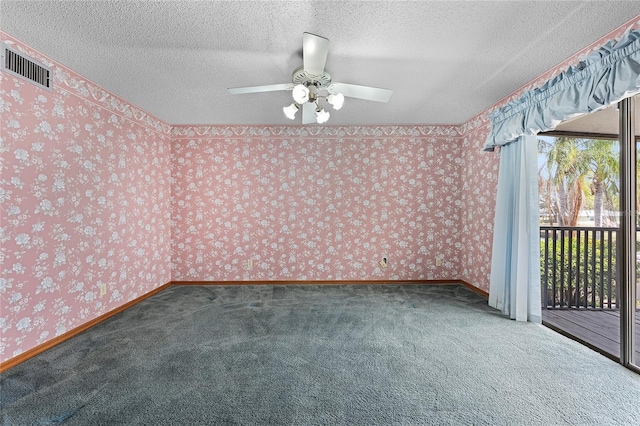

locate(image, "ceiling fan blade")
(228, 83), (293, 95)
(329, 83), (393, 103)
(303, 32), (330, 76)
(302, 102), (316, 124)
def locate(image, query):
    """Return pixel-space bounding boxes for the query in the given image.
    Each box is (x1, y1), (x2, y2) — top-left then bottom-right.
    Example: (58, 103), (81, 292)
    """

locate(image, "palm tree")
(584, 138), (619, 226)
(539, 137), (620, 227)
(539, 137), (590, 226)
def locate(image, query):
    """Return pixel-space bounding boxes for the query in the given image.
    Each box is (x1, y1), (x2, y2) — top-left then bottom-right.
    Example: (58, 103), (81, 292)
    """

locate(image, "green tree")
(540, 235), (618, 308)
(584, 139), (618, 226)
(539, 137), (591, 226)
(539, 136), (619, 227)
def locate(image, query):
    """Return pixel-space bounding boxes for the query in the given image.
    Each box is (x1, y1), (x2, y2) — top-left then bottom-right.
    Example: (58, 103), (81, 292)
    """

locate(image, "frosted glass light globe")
(292, 84), (310, 104)
(283, 103), (298, 120)
(327, 93), (344, 110)
(315, 108), (330, 124)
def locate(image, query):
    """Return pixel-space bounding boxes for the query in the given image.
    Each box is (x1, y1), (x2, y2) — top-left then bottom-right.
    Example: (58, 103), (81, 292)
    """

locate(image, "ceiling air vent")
(1, 43), (52, 91)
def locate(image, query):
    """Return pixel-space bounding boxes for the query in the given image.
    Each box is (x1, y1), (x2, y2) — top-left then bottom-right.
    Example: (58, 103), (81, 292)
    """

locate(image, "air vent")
(1, 43), (52, 91)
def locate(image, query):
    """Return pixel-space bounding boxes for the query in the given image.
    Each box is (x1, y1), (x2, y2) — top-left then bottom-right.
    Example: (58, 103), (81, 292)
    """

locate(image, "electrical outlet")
(247, 259), (253, 268)
(99, 283), (107, 296)
(436, 258), (443, 267)
(379, 256), (388, 269)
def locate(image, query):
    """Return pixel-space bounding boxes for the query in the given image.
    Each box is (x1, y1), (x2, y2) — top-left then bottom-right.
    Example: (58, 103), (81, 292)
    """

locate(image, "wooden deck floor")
(542, 309), (640, 362)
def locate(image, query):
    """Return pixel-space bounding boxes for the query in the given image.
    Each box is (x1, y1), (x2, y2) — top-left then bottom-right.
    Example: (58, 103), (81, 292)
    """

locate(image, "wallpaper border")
(171, 124), (464, 139)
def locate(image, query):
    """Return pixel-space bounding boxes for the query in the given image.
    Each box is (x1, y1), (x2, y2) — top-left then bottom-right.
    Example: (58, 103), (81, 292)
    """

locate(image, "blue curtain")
(484, 26), (640, 322)
(489, 136), (541, 323)
(485, 27), (640, 151)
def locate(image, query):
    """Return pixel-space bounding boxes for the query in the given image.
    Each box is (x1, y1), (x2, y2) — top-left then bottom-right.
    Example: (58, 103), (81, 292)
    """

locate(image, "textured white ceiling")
(2, 1), (640, 126)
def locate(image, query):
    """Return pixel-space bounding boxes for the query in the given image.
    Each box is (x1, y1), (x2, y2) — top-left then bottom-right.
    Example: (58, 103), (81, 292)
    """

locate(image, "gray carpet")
(1, 284), (639, 425)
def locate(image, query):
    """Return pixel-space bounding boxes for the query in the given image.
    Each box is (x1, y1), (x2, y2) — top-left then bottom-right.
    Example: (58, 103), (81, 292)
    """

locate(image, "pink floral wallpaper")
(0, 33), (172, 362)
(171, 126), (464, 281)
(459, 119), (498, 292)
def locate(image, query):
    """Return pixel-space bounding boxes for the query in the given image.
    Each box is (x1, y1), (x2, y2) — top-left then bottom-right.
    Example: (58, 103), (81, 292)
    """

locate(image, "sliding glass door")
(631, 94), (639, 371)
(539, 94), (638, 372)
(618, 95), (637, 371)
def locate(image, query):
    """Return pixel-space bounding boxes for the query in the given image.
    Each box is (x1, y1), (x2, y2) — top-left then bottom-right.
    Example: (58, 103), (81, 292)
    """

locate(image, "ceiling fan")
(228, 33), (393, 124)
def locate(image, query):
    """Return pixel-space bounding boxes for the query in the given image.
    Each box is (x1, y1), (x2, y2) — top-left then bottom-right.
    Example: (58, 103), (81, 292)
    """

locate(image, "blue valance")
(484, 27), (640, 151)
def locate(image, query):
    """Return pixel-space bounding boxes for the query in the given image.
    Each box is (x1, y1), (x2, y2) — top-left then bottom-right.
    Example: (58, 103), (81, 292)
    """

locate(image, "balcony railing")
(540, 226), (619, 309)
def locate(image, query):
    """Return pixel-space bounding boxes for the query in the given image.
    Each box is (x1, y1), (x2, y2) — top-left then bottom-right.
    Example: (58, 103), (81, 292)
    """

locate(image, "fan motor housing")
(292, 65), (332, 88)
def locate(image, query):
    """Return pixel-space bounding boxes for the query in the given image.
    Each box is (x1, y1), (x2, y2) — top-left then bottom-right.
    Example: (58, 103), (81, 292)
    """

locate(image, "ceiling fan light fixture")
(315, 107), (330, 124)
(327, 93), (344, 110)
(228, 33), (392, 125)
(292, 84), (310, 104)
(283, 103), (299, 120)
